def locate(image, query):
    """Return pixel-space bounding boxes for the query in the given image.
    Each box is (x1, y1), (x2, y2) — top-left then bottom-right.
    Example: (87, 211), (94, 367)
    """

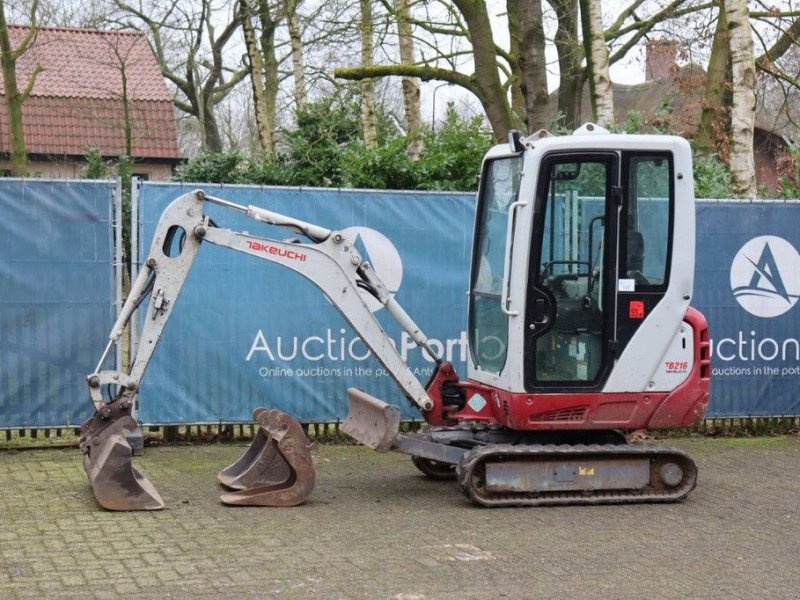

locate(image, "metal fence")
(134, 183), (800, 423)
(0, 179), (117, 428)
(0, 179), (798, 430)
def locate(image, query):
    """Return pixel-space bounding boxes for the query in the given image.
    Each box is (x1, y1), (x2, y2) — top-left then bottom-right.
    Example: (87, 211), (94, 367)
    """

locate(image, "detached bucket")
(81, 415), (165, 511)
(218, 409), (314, 507)
(342, 388), (400, 451)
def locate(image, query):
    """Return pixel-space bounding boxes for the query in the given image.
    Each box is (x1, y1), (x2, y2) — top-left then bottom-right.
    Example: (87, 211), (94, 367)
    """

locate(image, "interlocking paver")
(0, 437), (798, 599)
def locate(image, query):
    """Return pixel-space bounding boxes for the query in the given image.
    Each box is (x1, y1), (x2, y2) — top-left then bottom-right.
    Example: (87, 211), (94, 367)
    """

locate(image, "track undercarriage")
(344, 389), (698, 508)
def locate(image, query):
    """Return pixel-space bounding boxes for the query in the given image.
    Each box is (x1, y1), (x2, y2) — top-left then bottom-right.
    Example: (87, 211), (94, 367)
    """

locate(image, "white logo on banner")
(730, 235), (800, 318)
(340, 227), (403, 313)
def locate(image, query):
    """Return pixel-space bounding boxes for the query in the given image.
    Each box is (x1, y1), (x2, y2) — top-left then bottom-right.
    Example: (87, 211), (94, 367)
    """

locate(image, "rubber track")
(457, 443), (698, 507)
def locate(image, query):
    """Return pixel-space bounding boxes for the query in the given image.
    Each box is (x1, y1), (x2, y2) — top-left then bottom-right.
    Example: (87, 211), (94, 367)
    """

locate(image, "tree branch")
(335, 64), (479, 95)
(19, 65), (43, 102)
(754, 17), (800, 68)
(12, 0), (40, 60)
(607, 0), (710, 43)
(605, 0), (650, 37)
(608, 2), (714, 65)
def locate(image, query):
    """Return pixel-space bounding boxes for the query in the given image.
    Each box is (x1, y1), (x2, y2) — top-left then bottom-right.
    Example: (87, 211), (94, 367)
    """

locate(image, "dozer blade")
(341, 388), (400, 451)
(80, 415), (165, 511)
(218, 409), (314, 507)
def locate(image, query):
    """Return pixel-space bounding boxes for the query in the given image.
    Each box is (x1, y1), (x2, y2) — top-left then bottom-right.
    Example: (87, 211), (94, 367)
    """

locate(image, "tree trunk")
(551, 0), (584, 129)
(286, 0), (307, 109)
(696, 3), (730, 156)
(506, 0), (525, 124)
(202, 96), (224, 153)
(0, 0), (39, 177)
(452, 0), (516, 140)
(726, 0), (757, 197)
(396, 0), (422, 159)
(240, 0), (273, 151)
(0, 51), (28, 176)
(580, 0), (614, 127)
(257, 0), (279, 151)
(508, 0), (549, 132)
(360, 0), (378, 149)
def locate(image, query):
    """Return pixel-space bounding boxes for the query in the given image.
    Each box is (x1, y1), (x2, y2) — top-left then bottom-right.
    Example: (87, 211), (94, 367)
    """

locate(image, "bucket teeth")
(218, 409), (314, 507)
(80, 415), (164, 511)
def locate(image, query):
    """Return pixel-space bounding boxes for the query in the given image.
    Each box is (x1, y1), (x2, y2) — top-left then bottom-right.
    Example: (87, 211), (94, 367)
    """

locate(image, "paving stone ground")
(0, 437), (798, 599)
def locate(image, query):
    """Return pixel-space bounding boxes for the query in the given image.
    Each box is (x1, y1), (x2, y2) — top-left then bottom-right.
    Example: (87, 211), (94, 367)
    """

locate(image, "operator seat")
(627, 230), (650, 286)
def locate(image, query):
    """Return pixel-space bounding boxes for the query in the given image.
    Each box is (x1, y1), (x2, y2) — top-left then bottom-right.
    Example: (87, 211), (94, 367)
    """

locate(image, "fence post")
(114, 177), (123, 375)
(119, 177), (143, 456)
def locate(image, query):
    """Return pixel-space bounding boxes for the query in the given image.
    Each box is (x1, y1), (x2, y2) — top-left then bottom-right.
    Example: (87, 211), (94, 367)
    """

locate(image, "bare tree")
(286, 0), (307, 108)
(550, 0), (584, 129)
(113, 0), (248, 153)
(581, 0), (614, 127)
(752, 10), (800, 138)
(239, 0), (278, 152)
(360, 0), (378, 148)
(334, 0), (705, 137)
(98, 34), (144, 159)
(396, 0), (422, 159)
(95, 32), (151, 269)
(508, 0), (548, 131)
(726, 0), (756, 197)
(337, 0), (516, 141)
(0, 0), (42, 176)
(696, 3), (730, 155)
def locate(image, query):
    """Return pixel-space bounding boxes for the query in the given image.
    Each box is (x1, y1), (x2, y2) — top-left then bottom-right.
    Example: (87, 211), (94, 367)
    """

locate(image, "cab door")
(524, 153), (619, 389)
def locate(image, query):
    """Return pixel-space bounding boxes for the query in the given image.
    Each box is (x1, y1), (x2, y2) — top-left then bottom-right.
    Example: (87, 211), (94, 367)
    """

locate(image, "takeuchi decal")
(246, 240), (307, 262)
(730, 235), (800, 318)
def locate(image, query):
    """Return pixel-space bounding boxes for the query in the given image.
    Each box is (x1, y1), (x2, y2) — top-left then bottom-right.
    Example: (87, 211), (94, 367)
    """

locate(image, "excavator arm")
(81, 189), (442, 510)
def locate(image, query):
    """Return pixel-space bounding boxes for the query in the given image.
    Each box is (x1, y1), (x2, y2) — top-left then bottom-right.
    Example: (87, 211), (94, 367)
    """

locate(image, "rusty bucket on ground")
(217, 408), (315, 507)
(80, 413), (165, 511)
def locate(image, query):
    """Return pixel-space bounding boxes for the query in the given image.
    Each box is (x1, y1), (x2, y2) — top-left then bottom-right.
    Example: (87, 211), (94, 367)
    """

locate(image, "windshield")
(469, 155), (522, 374)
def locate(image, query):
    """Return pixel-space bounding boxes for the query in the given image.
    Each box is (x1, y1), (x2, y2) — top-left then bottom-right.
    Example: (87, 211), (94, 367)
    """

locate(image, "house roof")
(549, 63), (797, 143)
(0, 26), (180, 161)
(613, 64), (707, 135)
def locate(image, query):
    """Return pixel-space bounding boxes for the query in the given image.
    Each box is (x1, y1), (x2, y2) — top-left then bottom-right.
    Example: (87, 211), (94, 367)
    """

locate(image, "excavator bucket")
(80, 415), (165, 511)
(342, 388), (400, 451)
(217, 409), (292, 490)
(218, 408), (314, 507)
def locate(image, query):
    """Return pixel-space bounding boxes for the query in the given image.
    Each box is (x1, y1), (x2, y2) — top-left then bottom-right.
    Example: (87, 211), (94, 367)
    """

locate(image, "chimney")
(645, 40), (677, 81)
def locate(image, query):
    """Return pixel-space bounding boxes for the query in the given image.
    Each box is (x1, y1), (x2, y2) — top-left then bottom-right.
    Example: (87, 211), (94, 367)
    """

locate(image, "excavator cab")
(466, 125), (707, 433)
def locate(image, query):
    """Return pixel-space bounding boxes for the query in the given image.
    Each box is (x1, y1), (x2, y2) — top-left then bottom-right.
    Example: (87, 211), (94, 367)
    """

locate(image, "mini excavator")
(80, 124), (710, 510)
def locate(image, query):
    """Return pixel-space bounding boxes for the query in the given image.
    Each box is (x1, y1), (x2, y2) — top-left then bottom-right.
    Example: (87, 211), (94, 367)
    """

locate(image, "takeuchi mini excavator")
(80, 124), (710, 510)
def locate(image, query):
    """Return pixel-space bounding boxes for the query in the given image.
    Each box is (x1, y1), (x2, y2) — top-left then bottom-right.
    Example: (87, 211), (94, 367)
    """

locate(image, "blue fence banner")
(0, 180), (115, 428)
(130, 188), (798, 423)
(695, 202), (799, 417)
(136, 183), (475, 423)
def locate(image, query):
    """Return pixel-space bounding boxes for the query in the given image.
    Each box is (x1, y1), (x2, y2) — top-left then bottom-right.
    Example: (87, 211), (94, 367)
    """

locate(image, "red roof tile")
(0, 26), (179, 160)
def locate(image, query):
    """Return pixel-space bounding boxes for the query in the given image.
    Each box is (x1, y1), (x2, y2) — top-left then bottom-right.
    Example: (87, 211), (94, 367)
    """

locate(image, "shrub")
(692, 151), (733, 198)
